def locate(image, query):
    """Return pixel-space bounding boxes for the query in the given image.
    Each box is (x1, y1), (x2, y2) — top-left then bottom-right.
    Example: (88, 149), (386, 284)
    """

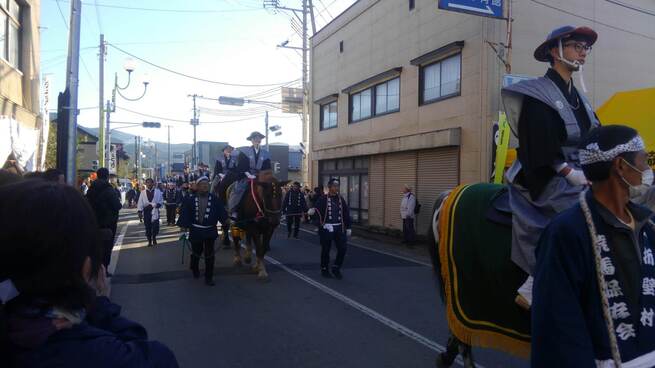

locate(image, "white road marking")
(263, 253), (476, 368)
(108, 220), (138, 276)
(296, 227), (433, 267)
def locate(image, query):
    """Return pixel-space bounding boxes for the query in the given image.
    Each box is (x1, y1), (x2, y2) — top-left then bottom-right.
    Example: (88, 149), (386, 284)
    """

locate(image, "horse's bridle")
(257, 181), (282, 217)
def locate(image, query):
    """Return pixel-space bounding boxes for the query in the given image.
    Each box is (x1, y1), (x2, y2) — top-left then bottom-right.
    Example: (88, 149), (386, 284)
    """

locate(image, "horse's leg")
(255, 232), (269, 280)
(459, 342), (475, 368)
(233, 233), (242, 267)
(435, 334), (461, 368)
(244, 233), (253, 265)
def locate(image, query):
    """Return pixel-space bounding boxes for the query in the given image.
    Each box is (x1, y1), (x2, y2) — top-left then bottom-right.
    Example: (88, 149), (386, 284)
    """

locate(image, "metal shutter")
(368, 155), (385, 227)
(416, 147), (460, 234)
(384, 151), (417, 230)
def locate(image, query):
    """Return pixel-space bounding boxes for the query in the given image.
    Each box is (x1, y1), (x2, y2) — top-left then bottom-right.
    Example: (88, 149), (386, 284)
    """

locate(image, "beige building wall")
(0, 0), (42, 163)
(310, 0), (655, 230)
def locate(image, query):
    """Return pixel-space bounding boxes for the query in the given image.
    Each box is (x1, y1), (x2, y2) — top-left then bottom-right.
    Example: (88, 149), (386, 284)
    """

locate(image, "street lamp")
(106, 122), (160, 177)
(105, 59), (150, 171)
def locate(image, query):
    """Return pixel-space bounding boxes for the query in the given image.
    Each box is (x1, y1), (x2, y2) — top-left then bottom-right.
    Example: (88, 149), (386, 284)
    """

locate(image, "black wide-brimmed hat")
(534, 25), (597, 62)
(246, 131), (265, 141)
(328, 178), (340, 187)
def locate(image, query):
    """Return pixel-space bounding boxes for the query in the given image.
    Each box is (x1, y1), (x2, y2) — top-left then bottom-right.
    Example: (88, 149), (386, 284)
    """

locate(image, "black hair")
(0, 180), (102, 308)
(145, 178), (154, 183)
(43, 168), (64, 182)
(0, 169), (22, 187)
(96, 167), (109, 180)
(580, 125), (640, 182)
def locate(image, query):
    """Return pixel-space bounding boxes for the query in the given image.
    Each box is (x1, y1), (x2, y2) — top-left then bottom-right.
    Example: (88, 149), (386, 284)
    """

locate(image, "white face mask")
(621, 159), (654, 198)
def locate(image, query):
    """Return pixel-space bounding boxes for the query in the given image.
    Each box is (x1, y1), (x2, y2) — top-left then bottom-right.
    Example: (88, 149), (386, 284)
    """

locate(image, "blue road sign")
(438, 0), (504, 19)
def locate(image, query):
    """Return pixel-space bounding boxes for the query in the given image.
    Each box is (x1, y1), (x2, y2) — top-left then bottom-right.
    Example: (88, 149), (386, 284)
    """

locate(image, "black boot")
(147, 236), (153, 247)
(331, 267), (343, 280)
(152, 237), (157, 246)
(321, 268), (332, 278)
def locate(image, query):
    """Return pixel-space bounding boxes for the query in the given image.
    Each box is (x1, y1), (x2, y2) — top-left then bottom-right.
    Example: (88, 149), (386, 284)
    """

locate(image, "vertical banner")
(39, 76), (51, 170)
(493, 112), (511, 184)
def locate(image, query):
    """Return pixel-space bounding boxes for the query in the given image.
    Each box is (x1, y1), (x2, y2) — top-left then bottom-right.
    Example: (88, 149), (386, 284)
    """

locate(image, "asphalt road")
(109, 209), (528, 368)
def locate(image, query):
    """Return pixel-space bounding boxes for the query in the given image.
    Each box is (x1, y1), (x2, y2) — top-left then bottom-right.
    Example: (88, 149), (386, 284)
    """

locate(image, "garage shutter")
(384, 151), (417, 230)
(368, 155), (385, 227)
(416, 147), (459, 234)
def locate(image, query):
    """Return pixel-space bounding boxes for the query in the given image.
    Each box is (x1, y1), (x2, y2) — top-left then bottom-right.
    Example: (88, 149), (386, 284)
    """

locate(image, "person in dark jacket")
(85, 168), (123, 270)
(282, 181), (308, 239)
(177, 177), (228, 286)
(308, 179), (352, 279)
(0, 180), (179, 368)
(163, 183), (182, 226)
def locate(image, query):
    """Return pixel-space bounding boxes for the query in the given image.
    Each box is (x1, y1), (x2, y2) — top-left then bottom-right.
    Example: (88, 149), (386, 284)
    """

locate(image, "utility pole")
(105, 100), (111, 171)
(265, 111), (269, 151)
(98, 34), (105, 167)
(188, 94), (200, 170)
(134, 135), (138, 180)
(63, 0), (82, 185)
(267, 0), (312, 185)
(167, 125), (171, 177)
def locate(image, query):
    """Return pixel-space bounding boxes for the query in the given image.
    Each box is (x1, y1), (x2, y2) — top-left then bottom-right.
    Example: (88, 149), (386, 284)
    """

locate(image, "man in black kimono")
(282, 181), (308, 239)
(178, 177), (228, 286)
(502, 25), (601, 306)
(533, 125), (655, 367)
(309, 179), (352, 280)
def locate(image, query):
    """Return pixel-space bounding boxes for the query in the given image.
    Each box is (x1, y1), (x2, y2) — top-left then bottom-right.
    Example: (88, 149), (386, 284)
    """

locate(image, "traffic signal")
(91, 160), (99, 171)
(142, 121), (161, 128)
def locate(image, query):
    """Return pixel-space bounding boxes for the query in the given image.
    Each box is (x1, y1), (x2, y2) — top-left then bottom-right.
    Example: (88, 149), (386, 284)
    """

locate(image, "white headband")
(579, 136), (645, 165)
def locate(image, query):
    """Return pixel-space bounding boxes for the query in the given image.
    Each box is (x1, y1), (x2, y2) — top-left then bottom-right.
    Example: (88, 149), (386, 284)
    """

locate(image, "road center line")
(264, 254), (475, 368)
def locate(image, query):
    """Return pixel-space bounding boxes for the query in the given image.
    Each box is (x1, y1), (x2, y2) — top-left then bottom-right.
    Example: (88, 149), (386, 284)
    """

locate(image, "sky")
(41, 0), (357, 147)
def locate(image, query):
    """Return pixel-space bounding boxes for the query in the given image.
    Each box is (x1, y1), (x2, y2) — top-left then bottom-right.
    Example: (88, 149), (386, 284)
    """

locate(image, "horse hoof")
(257, 271), (270, 281)
(244, 256), (252, 264)
(233, 258), (243, 267)
(435, 355), (451, 368)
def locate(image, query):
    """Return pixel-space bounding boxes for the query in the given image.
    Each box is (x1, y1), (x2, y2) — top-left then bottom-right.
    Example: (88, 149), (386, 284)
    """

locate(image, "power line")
(107, 43), (300, 87)
(92, 0), (104, 33)
(529, 0), (655, 41)
(603, 0), (655, 17)
(48, 0), (265, 14)
(115, 106), (274, 124)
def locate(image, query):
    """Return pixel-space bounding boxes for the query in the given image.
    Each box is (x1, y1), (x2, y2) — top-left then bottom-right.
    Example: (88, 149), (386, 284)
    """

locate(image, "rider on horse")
(212, 144), (238, 201)
(227, 131), (272, 221)
(502, 25), (601, 306)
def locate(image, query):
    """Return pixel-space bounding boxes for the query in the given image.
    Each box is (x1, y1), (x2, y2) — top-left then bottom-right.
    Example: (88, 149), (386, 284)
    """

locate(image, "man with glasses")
(501, 26), (601, 308)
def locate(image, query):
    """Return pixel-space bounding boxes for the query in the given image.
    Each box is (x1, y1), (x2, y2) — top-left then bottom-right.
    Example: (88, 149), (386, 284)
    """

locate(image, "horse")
(427, 183), (531, 368)
(225, 170), (289, 280)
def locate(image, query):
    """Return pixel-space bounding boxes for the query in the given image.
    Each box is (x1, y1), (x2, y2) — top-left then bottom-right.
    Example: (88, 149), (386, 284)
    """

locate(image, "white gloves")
(245, 172), (256, 180)
(565, 169), (588, 186)
(346, 229), (352, 237)
(307, 208), (316, 216)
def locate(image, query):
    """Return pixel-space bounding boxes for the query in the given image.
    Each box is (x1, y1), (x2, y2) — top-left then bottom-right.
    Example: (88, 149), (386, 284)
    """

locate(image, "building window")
(350, 88), (372, 123)
(0, 0), (20, 69)
(349, 77), (400, 123)
(420, 53), (461, 105)
(320, 101), (338, 130)
(375, 78), (400, 115)
(409, 0), (415, 10)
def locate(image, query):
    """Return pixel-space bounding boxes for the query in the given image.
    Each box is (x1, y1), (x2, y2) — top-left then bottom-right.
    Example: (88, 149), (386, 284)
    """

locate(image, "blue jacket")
(8, 296), (178, 368)
(177, 193), (228, 241)
(282, 190), (308, 215)
(532, 192), (655, 367)
(312, 194), (351, 230)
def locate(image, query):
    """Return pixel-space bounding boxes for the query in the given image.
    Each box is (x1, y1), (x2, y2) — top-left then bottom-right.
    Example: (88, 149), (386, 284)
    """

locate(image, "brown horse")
(230, 171), (289, 280)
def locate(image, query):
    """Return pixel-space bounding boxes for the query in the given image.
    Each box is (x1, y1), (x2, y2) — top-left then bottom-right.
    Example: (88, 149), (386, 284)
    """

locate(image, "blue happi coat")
(532, 191), (655, 367)
(283, 190), (308, 215)
(312, 194), (352, 231)
(177, 193), (228, 242)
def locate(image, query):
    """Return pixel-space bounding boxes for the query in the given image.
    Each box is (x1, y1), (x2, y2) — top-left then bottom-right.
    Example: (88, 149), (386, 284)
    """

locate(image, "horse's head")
(256, 178), (291, 225)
